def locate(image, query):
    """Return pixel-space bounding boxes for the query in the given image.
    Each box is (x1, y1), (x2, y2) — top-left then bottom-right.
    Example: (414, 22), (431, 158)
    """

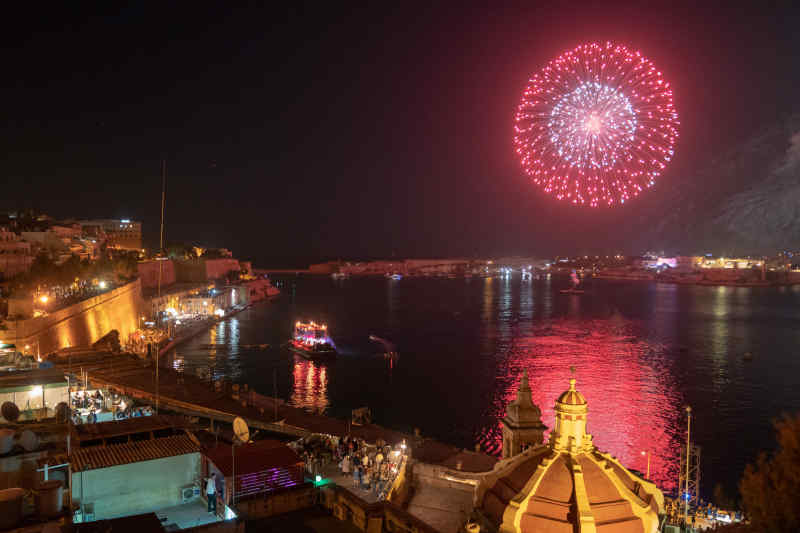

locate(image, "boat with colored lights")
(559, 269), (585, 294)
(288, 321), (337, 359)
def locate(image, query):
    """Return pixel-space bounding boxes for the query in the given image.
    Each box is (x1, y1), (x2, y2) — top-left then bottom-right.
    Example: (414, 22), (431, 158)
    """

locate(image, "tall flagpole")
(158, 159), (166, 298)
(156, 159), (166, 415)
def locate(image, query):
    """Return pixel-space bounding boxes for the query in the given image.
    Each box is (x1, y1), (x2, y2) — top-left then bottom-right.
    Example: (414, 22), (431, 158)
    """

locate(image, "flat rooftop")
(71, 414), (194, 444)
(204, 439), (302, 477)
(0, 367), (67, 390)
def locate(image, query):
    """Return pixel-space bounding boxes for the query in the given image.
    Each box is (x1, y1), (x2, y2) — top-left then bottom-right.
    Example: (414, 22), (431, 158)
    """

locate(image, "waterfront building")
(78, 219), (142, 251)
(474, 377), (664, 533)
(0, 228), (34, 279)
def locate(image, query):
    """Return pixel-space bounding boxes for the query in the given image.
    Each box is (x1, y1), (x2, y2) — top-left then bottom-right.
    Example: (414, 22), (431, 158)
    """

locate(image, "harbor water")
(172, 276), (800, 498)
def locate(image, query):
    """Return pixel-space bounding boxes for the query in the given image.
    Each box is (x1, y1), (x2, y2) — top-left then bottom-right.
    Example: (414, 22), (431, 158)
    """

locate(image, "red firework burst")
(514, 42), (679, 207)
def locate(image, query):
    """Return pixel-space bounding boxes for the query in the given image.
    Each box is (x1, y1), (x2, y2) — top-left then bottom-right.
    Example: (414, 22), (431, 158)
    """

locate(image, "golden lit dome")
(556, 377), (587, 406)
(474, 377), (664, 533)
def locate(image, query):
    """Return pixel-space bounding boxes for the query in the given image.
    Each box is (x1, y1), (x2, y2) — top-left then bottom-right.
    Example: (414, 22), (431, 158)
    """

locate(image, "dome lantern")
(549, 377), (594, 455)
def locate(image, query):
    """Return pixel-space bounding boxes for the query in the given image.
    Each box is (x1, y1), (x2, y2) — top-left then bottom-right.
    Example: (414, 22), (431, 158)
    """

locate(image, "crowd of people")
(35, 279), (114, 312)
(69, 388), (153, 424)
(290, 434), (406, 501)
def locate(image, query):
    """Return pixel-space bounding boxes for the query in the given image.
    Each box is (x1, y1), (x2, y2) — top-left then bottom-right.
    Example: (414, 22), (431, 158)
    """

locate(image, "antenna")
(232, 417), (250, 444)
(157, 159), (166, 299)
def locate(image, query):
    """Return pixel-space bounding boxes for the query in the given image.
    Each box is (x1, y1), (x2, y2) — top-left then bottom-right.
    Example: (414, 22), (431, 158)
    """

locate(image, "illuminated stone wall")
(204, 259), (240, 280)
(137, 260), (176, 289)
(0, 279), (146, 355)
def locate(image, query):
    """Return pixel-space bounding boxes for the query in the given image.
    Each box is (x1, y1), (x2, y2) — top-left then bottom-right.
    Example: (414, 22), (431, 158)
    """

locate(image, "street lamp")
(640, 450), (651, 480)
(684, 406), (692, 527)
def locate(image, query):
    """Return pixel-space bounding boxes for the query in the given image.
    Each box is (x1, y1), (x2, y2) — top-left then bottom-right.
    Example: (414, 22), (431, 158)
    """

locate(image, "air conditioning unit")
(181, 486), (195, 503)
(83, 502), (95, 522)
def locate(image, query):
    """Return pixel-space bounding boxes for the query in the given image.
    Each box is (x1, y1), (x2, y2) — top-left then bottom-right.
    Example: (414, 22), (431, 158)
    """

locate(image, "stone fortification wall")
(137, 260), (176, 289)
(175, 260), (207, 283)
(0, 279), (146, 355)
(174, 259), (240, 282)
(205, 258), (240, 280)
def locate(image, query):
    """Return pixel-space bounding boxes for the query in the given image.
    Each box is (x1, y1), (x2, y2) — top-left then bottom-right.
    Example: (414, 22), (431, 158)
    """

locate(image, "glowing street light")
(39, 295), (49, 304)
(98, 281), (107, 289)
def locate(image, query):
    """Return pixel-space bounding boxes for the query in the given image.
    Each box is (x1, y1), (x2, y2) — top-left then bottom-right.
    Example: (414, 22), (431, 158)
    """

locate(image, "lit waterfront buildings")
(0, 228), (34, 279)
(78, 218), (143, 251)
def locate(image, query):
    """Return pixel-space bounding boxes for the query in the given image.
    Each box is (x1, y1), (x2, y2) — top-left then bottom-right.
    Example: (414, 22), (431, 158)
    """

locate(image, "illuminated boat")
(560, 269), (585, 294)
(288, 321), (337, 359)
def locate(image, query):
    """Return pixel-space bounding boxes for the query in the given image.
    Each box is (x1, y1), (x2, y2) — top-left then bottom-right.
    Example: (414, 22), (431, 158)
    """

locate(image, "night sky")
(2, 3), (799, 266)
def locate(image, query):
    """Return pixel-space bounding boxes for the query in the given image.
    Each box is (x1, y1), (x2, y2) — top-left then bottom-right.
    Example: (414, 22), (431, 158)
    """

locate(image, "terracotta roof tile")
(51, 434), (200, 472)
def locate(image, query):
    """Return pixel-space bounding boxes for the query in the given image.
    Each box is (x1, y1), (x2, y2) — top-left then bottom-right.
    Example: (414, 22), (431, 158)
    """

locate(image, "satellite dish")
(232, 417), (249, 444)
(1, 402), (19, 422)
(19, 430), (39, 452)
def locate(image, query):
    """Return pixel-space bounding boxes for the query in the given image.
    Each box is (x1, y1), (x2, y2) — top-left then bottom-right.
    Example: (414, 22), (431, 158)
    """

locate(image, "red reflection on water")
(290, 358), (329, 414)
(479, 317), (682, 491)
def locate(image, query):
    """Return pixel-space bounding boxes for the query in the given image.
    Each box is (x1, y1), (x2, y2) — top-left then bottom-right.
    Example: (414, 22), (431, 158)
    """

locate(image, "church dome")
(474, 378), (664, 533)
(556, 378), (587, 406)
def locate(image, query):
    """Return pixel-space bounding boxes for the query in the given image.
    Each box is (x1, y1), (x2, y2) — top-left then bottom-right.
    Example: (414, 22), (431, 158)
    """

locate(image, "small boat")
(331, 272), (348, 280)
(288, 321), (337, 359)
(369, 334), (397, 353)
(385, 273), (403, 280)
(560, 270), (585, 294)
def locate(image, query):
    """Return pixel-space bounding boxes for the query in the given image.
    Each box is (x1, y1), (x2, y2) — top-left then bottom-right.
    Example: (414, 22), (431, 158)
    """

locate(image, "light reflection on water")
(290, 358), (329, 413)
(476, 317), (681, 490)
(174, 276), (800, 498)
